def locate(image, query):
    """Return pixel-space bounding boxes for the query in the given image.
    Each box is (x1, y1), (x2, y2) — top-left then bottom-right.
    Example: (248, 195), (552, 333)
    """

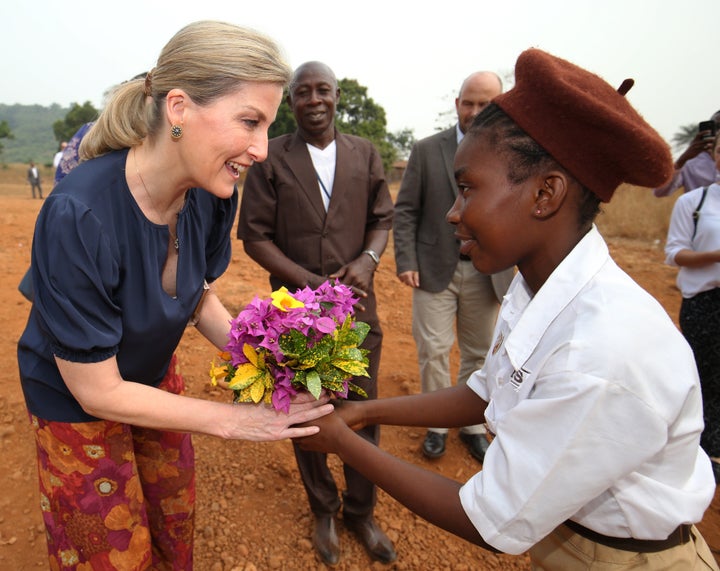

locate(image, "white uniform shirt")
(665, 182), (720, 298)
(459, 226), (714, 555)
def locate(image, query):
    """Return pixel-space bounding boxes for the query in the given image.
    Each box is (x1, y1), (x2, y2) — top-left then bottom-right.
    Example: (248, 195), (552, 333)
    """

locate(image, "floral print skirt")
(30, 354), (195, 570)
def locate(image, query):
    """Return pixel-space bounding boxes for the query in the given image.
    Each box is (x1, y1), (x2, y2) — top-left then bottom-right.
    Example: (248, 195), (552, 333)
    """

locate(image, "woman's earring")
(170, 125), (183, 139)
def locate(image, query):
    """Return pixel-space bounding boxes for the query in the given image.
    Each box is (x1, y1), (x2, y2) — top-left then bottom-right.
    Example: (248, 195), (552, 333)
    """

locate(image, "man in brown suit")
(237, 61), (396, 566)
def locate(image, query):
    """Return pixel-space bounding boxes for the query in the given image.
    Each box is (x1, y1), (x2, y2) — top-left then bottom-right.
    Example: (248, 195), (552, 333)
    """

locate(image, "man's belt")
(564, 519), (691, 553)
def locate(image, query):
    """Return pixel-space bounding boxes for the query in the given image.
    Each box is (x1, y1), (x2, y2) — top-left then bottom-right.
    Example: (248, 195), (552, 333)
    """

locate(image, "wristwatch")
(362, 249), (380, 266)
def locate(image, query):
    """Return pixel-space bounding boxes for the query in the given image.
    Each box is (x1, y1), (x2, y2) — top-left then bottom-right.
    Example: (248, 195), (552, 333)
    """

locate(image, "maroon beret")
(494, 48), (673, 202)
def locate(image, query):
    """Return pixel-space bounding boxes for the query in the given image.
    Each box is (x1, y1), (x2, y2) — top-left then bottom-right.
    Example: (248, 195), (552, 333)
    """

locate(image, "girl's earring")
(170, 125), (183, 139)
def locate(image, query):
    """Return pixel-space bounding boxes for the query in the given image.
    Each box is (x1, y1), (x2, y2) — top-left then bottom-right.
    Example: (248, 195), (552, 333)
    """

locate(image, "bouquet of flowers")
(210, 280), (370, 413)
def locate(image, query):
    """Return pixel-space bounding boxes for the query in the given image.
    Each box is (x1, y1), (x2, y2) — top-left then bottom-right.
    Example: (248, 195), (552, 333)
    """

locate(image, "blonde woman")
(18, 21), (332, 570)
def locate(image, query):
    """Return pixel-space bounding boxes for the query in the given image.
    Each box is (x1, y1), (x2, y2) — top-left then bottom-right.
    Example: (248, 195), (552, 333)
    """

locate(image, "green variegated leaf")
(351, 320), (370, 344)
(279, 329), (308, 356)
(333, 359), (370, 377)
(301, 349), (325, 369)
(306, 370), (322, 399)
(319, 366), (346, 384)
(263, 371), (276, 391)
(333, 347), (366, 362)
(282, 331), (336, 370)
(334, 318), (358, 351)
(227, 364), (266, 390)
(347, 381), (368, 398)
(235, 382), (259, 403)
(235, 385), (252, 402)
(292, 370), (311, 394)
(323, 379), (346, 392)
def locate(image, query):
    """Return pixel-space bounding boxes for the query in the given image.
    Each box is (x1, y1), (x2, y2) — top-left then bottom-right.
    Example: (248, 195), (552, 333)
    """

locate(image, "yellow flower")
(270, 286), (304, 312)
(209, 359), (229, 386)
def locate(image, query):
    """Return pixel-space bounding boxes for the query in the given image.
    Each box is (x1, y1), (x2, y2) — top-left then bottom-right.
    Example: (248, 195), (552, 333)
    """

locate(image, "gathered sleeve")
(32, 194), (121, 362)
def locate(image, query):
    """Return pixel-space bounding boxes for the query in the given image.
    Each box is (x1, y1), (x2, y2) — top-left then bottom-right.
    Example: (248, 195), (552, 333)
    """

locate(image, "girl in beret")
(296, 48), (718, 569)
(666, 132), (720, 486)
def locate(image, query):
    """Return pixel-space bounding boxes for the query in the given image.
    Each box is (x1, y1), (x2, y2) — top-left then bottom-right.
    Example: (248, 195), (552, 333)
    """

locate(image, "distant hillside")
(0, 104), (70, 166)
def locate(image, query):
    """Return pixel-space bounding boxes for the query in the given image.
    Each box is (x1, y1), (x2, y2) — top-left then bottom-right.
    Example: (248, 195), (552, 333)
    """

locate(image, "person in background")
(54, 76), (148, 187)
(393, 70), (513, 463)
(295, 48), (718, 570)
(17, 21), (332, 570)
(20, 124), (94, 302)
(54, 123), (93, 186)
(238, 61), (396, 566)
(665, 132), (720, 484)
(654, 110), (720, 197)
(52, 141), (67, 171)
(27, 161), (42, 199)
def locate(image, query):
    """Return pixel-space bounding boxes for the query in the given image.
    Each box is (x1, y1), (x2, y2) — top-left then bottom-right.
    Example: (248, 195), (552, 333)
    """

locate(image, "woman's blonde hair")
(80, 20), (291, 159)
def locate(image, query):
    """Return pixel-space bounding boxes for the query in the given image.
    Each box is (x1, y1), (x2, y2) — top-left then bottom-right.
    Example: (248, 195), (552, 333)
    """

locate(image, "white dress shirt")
(307, 141), (337, 211)
(459, 226), (714, 554)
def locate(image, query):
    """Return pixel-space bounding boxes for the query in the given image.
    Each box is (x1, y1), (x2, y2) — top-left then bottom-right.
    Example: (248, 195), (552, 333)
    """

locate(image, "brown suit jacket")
(238, 130), (393, 291)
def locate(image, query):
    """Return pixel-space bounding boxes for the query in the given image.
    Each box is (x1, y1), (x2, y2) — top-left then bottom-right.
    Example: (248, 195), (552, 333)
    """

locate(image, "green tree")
(0, 120), (14, 158)
(53, 101), (99, 144)
(387, 128), (416, 160)
(672, 123), (700, 153)
(335, 78), (397, 172)
(268, 95), (296, 140)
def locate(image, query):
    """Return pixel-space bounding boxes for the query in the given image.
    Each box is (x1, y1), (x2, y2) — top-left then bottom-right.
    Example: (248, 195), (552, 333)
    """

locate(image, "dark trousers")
(680, 287), (720, 457)
(292, 288), (382, 521)
(30, 180), (43, 198)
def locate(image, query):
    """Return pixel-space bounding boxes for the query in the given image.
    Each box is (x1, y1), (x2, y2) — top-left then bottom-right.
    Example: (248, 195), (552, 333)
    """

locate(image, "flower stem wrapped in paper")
(210, 281), (370, 413)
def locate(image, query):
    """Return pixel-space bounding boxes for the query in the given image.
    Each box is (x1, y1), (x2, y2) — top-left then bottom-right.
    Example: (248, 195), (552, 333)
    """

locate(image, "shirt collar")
(502, 225), (610, 370)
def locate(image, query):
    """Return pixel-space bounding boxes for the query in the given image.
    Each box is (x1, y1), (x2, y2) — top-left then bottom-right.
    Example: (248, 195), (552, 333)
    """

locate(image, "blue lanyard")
(316, 171), (332, 203)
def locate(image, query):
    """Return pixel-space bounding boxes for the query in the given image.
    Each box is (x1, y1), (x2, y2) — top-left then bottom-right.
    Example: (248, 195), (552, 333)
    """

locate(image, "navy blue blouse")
(18, 149), (237, 422)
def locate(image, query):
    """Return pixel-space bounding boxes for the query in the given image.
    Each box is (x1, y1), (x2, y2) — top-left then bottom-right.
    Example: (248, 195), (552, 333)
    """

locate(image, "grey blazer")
(393, 125), (513, 301)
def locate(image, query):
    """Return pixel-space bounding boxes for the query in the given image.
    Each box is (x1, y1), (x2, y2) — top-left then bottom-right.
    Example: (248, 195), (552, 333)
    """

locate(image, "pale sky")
(2, 0), (718, 151)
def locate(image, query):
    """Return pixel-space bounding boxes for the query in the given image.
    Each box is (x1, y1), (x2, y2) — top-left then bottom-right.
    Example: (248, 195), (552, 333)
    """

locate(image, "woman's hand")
(226, 394), (334, 441)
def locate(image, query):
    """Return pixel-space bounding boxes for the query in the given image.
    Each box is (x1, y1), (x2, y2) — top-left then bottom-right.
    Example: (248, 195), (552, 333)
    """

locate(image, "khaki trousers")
(530, 523), (720, 570)
(412, 260), (499, 434)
